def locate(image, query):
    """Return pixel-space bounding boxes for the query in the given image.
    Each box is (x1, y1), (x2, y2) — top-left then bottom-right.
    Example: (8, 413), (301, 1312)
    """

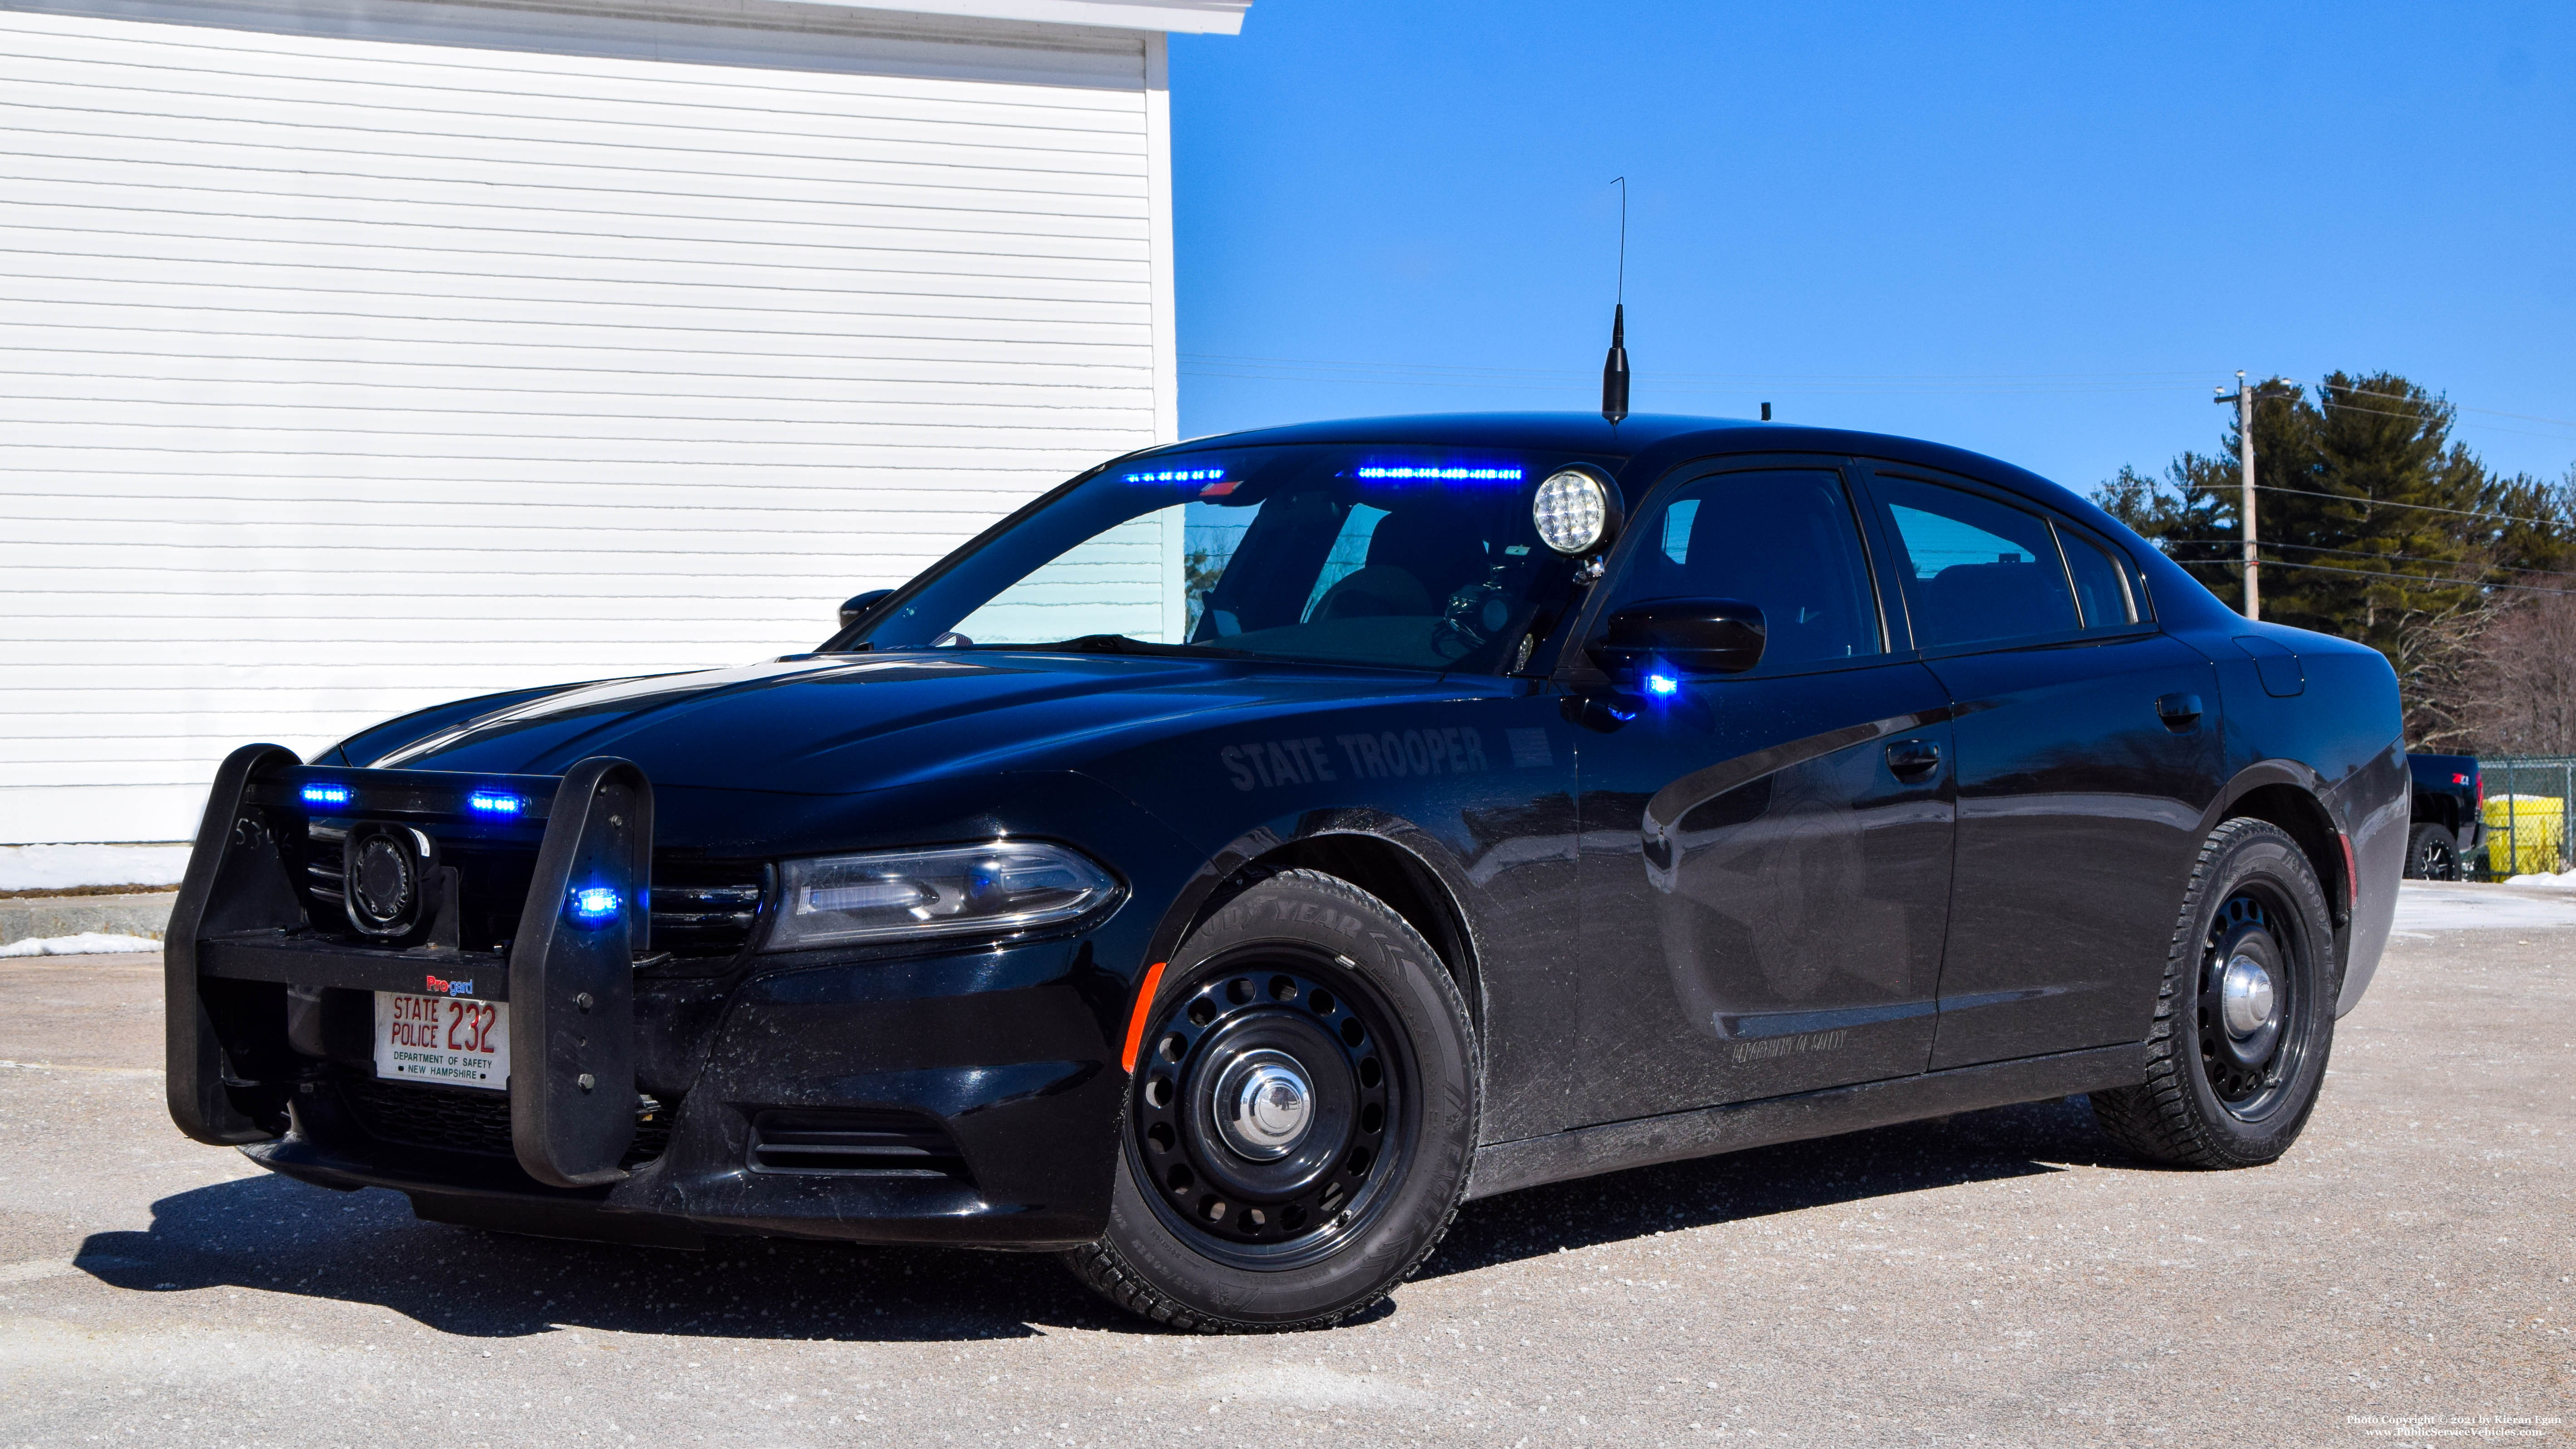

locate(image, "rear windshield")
(840, 444), (1613, 673)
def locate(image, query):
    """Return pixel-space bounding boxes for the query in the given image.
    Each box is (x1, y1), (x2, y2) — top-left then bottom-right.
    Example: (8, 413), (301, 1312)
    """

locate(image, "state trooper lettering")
(1219, 727), (1490, 790)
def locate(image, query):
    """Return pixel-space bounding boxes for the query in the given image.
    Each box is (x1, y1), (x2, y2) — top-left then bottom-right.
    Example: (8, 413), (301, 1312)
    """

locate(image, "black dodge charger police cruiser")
(166, 412), (2408, 1332)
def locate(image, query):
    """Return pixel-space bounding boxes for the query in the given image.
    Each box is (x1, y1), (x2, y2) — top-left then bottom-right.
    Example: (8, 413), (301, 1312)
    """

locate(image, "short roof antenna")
(1602, 176), (1630, 425)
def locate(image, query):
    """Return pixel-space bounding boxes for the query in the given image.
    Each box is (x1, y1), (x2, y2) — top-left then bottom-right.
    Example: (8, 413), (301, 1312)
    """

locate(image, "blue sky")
(1168, 2), (2576, 494)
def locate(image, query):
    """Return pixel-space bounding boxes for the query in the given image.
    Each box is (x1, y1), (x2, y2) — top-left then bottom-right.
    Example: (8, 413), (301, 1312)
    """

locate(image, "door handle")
(1885, 738), (1941, 779)
(2156, 692), (2204, 729)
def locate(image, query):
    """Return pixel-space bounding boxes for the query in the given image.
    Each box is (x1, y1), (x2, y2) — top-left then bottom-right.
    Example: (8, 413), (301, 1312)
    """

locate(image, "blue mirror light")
(567, 886), (621, 924)
(300, 782), (350, 807)
(1646, 672), (1681, 696)
(467, 791), (525, 816)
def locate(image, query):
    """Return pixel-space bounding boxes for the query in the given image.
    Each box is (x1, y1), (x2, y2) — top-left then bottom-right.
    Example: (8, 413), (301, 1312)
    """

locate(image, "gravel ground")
(1, 889), (2568, 1448)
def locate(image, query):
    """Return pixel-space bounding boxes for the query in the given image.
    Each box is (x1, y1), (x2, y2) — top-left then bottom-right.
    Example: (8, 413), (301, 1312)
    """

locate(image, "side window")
(1602, 468), (1882, 670)
(1875, 477), (2078, 649)
(2059, 528), (2139, 629)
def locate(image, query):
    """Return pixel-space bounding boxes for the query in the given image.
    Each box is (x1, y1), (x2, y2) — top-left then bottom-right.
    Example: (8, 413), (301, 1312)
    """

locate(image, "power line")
(2182, 481), (2574, 531)
(1177, 353), (2576, 443)
(2256, 540), (2576, 580)
(2319, 382), (2576, 432)
(2298, 396), (2576, 444)
(2175, 556), (2576, 597)
(1180, 353), (2217, 385)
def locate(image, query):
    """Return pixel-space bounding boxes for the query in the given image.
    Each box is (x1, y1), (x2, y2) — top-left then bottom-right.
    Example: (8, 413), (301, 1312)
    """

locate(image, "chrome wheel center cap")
(1214, 1050), (1313, 1160)
(2220, 954), (2277, 1039)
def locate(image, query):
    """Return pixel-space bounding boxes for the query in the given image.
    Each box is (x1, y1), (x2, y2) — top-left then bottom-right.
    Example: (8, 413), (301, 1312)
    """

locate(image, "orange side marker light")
(1120, 961), (1169, 1073)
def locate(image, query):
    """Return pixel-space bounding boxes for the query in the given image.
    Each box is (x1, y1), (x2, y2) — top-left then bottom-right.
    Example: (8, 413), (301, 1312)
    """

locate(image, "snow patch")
(0, 933), (165, 958)
(2391, 881), (2576, 932)
(2503, 869), (2576, 891)
(0, 843), (190, 893)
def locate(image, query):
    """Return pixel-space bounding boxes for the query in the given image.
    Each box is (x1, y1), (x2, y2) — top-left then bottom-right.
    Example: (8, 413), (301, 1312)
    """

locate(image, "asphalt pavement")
(1, 883), (2568, 1448)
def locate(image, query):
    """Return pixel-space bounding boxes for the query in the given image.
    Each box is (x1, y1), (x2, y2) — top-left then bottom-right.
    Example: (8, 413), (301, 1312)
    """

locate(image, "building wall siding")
(0, 0), (1171, 842)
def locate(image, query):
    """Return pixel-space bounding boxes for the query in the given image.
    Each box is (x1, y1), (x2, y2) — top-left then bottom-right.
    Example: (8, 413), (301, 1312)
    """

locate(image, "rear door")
(1858, 466), (2224, 1068)
(1566, 461), (1956, 1123)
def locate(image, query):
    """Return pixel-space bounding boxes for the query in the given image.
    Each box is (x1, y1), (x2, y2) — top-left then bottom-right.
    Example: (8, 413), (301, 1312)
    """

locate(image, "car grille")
(301, 822), (765, 959)
(303, 822), (348, 907)
(746, 1110), (968, 1179)
(647, 862), (770, 959)
(339, 1078), (673, 1168)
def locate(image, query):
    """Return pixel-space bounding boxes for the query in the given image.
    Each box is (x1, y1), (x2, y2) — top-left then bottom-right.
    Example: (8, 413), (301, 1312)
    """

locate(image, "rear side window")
(2060, 529), (2139, 628)
(1875, 477), (2078, 649)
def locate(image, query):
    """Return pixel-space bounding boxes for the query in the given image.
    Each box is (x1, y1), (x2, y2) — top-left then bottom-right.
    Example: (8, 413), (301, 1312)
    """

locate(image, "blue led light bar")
(1124, 467), (1230, 483)
(466, 790), (524, 816)
(300, 782), (351, 807)
(567, 886), (621, 924)
(1646, 673), (1681, 696)
(1354, 466), (1525, 481)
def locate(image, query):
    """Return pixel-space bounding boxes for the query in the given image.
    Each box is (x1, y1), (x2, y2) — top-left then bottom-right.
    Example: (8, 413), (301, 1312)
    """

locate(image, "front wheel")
(1064, 869), (1478, 1332)
(2092, 818), (2339, 1168)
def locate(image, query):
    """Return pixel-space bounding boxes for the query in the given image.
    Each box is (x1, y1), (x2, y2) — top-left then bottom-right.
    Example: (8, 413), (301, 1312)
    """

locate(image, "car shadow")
(74, 1171), (1092, 1342)
(1418, 1093), (2131, 1280)
(75, 1097), (2128, 1340)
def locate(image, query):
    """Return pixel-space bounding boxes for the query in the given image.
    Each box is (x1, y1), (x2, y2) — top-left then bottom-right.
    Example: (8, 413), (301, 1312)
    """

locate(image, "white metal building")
(0, 0), (1243, 844)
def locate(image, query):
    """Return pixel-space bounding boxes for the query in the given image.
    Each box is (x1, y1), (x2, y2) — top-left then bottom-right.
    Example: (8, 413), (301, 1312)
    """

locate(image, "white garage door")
(0, 0), (1175, 842)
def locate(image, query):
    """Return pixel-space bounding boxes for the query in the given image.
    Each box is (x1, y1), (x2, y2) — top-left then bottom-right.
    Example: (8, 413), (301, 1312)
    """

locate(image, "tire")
(2404, 822), (2459, 881)
(1063, 869), (1478, 1332)
(2092, 818), (2339, 1169)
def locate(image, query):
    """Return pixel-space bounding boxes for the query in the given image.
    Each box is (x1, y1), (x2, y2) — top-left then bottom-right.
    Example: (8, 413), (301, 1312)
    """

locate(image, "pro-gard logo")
(424, 975), (476, 997)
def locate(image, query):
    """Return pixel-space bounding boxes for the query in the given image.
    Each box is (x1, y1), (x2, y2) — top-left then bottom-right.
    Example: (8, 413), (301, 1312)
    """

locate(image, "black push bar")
(166, 744), (654, 1188)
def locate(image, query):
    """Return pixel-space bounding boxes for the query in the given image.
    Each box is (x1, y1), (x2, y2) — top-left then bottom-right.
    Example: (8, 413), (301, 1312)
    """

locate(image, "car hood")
(357, 652), (1380, 795)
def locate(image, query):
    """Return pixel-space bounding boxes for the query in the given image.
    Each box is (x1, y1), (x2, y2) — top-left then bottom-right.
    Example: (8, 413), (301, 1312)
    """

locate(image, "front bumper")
(247, 933), (1128, 1247)
(168, 746), (1173, 1250)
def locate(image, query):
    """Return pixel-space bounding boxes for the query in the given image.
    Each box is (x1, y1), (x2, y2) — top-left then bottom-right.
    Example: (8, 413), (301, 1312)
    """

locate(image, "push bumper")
(172, 745), (1135, 1250)
(251, 937), (1128, 1248)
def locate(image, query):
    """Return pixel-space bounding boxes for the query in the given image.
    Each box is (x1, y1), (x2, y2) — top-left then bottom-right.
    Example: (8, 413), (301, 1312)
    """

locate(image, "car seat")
(1311, 503), (1488, 621)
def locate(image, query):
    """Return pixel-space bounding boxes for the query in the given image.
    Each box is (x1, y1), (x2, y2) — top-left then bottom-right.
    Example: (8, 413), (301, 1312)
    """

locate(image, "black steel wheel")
(1131, 951), (1402, 1267)
(1065, 869), (1477, 1332)
(2403, 822), (2459, 881)
(2193, 887), (2311, 1117)
(2094, 818), (2339, 1167)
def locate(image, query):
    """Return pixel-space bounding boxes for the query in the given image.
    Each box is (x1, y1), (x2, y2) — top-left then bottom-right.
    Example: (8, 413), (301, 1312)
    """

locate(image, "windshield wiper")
(1044, 634), (1249, 659)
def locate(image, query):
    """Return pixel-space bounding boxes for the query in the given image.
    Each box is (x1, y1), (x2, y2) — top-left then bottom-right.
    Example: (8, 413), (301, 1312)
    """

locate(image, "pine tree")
(2096, 373), (2576, 746)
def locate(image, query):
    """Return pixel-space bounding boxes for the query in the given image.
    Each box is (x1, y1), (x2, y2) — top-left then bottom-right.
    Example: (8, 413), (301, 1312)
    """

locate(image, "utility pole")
(2214, 370), (2258, 620)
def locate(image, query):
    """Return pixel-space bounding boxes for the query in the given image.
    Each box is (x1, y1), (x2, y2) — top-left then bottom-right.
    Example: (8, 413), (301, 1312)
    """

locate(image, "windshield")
(838, 444), (1612, 673)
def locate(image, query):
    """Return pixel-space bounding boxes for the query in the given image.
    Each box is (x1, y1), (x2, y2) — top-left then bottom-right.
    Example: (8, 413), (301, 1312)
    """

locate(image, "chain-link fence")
(2481, 755), (2576, 877)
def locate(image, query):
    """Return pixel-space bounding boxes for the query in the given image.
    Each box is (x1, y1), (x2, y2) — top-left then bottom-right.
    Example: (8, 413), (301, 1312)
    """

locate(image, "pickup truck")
(2405, 751), (2483, 879)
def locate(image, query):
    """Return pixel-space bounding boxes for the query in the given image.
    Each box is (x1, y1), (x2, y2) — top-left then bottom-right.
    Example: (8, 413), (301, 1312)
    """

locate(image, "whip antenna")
(1601, 177), (1630, 424)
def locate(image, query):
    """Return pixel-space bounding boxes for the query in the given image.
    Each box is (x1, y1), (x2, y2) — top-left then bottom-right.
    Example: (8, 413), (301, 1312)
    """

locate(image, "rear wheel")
(2092, 818), (2338, 1168)
(1064, 869), (1476, 1332)
(2404, 822), (2459, 881)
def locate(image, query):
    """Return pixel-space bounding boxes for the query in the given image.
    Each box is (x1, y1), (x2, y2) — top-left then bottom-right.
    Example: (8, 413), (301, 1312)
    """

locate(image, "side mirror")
(1587, 598), (1766, 678)
(838, 589), (894, 630)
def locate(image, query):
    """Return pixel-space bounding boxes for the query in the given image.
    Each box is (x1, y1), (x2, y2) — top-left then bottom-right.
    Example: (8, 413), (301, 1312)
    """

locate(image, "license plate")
(374, 991), (509, 1091)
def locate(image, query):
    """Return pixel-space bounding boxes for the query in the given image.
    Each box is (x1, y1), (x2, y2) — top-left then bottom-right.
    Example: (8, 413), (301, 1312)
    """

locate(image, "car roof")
(1135, 411), (2077, 510)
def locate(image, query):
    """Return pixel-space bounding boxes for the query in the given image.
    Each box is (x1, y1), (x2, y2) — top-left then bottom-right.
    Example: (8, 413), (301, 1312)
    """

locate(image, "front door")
(1569, 464), (1957, 1125)
(1860, 468), (2226, 1068)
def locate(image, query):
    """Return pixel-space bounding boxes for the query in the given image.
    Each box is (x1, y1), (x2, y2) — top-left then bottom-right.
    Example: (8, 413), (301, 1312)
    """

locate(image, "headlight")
(765, 841), (1119, 951)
